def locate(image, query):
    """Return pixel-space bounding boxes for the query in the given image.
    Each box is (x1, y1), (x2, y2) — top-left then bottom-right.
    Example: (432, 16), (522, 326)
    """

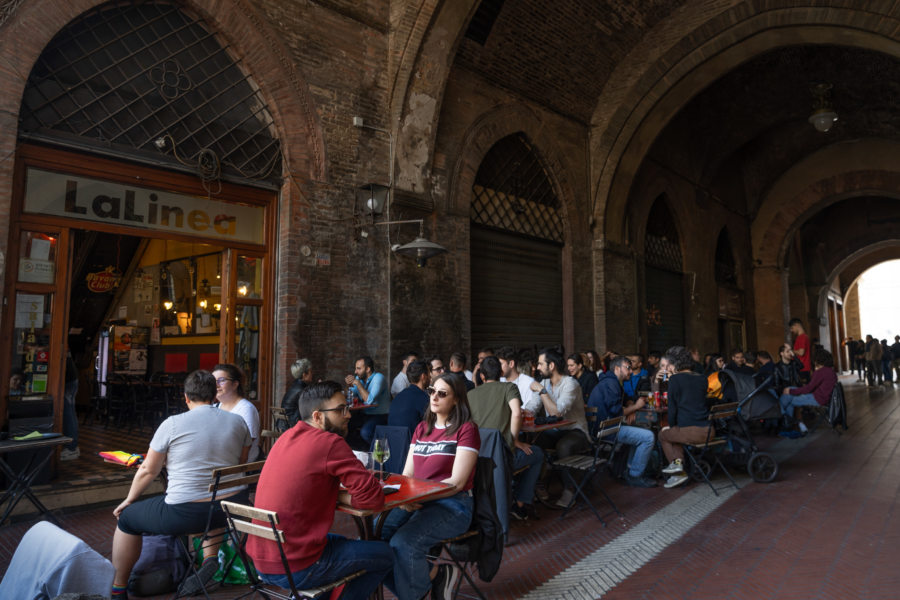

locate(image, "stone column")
(753, 264), (789, 353)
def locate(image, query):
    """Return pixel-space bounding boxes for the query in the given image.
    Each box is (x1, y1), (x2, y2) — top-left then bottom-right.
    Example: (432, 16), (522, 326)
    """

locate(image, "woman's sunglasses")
(426, 387), (450, 399)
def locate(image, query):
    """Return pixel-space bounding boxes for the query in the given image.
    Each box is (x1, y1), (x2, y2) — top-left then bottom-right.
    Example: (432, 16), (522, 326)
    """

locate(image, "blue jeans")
(779, 391), (821, 415)
(379, 492), (474, 600)
(258, 534), (392, 600)
(512, 445), (544, 504)
(614, 425), (655, 478)
(63, 378), (79, 450)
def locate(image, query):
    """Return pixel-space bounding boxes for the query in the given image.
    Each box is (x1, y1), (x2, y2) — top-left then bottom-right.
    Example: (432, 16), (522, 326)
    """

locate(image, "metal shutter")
(471, 226), (563, 351)
(645, 266), (685, 353)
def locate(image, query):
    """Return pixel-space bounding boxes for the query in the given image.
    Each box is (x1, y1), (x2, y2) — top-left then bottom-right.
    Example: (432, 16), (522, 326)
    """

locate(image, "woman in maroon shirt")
(379, 373), (480, 600)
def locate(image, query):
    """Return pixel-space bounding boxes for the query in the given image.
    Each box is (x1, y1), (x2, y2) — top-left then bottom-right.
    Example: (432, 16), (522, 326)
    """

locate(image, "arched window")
(470, 133), (564, 351)
(644, 195), (684, 352)
(19, 1), (281, 186)
(715, 229), (738, 286)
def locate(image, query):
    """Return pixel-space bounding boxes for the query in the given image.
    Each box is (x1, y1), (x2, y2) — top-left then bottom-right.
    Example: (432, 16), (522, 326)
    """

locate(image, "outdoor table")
(0, 435), (72, 525)
(337, 473), (455, 540)
(349, 402), (376, 411)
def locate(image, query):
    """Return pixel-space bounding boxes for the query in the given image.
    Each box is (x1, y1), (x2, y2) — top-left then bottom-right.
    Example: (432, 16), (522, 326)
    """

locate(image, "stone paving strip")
(521, 432), (818, 600)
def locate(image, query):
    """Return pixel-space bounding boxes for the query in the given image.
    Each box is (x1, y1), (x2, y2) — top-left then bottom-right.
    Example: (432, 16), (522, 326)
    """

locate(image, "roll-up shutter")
(471, 226), (563, 351)
(645, 266), (684, 353)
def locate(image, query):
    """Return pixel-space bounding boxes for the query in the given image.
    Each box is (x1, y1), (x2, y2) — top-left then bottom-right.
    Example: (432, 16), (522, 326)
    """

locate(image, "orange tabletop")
(337, 473), (456, 539)
(521, 419), (575, 433)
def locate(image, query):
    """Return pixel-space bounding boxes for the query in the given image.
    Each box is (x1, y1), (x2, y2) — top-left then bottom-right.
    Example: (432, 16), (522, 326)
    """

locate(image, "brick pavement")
(0, 376), (891, 599)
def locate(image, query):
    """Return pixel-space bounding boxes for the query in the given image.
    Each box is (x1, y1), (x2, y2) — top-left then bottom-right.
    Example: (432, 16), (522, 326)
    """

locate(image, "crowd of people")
(106, 315), (850, 599)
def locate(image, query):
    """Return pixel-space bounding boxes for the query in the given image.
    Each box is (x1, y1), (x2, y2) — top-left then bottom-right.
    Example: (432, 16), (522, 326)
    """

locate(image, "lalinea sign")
(24, 168), (265, 244)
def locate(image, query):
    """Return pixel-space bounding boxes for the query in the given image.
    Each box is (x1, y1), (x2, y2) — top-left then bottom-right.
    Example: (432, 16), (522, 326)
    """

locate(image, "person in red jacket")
(789, 318), (812, 384)
(779, 348), (837, 435)
(247, 381), (393, 600)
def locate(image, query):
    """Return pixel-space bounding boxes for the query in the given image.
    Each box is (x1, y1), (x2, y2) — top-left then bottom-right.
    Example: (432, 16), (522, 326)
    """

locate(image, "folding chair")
(683, 402), (740, 496)
(428, 456), (501, 600)
(271, 405), (291, 432)
(174, 460), (266, 599)
(809, 382), (848, 435)
(551, 413), (623, 524)
(221, 500), (365, 599)
(259, 429), (282, 456)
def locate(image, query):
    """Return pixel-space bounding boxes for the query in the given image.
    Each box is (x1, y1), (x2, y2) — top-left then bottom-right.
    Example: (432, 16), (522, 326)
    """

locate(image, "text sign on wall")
(24, 168), (265, 244)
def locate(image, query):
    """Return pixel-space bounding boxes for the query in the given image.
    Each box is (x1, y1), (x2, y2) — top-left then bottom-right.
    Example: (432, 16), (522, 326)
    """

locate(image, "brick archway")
(752, 139), (900, 268)
(0, 0), (324, 248)
(449, 102), (582, 353)
(591, 3), (900, 244)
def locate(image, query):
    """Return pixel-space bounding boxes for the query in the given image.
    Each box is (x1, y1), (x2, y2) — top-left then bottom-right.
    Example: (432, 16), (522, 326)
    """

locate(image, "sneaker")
(534, 483), (550, 503)
(664, 473), (690, 488)
(431, 564), (461, 600)
(798, 422), (809, 434)
(60, 447), (80, 461)
(511, 503), (529, 521)
(661, 459), (683, 475)
(624, 473), (658, 488)
(177, 559), (218, 597)
(554, 488), (574, 509)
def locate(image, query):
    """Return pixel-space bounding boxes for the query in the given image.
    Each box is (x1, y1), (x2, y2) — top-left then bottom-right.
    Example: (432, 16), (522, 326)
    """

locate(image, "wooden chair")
(271, 405), (291, 432)
(221, 500), (365, 599)
(174, 460), (266, 599)
(683, 402), (741, 496)
(551, 410), (623, 523)
(259, 429), (281, 456)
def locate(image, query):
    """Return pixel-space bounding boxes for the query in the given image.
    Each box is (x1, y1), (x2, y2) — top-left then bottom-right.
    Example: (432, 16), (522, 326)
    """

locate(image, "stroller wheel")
(748, 452), (778, 483)
(690, 458), (712, 482)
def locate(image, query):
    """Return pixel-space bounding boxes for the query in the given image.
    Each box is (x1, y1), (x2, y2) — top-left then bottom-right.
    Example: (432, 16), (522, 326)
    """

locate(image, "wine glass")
(380, 438), (391, 476)
(373, 438), (387, 482)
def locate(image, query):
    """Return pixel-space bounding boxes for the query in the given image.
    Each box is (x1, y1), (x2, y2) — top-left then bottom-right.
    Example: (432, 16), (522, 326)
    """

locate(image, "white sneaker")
(554, 488), (575, 509)
(798, 422), (809, 434)
(662, 459), (683, 474)
(60, 447), (80, 461)
(664, 473), (690, 488)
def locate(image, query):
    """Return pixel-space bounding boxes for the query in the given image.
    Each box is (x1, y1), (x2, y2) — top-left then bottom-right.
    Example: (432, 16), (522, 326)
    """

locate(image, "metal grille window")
(644, 196), (682, 272)
(471, 133), (563, 243)
(714, 229), (738, 285)
(19, 0), (281, 185)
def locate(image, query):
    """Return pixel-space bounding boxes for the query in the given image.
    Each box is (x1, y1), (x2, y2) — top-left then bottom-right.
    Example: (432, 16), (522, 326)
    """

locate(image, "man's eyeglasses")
(318, 405), (350, 416)
(426, 387), (451, 399)
(432, 366), (445, 373)
(215, 377), (234, 385)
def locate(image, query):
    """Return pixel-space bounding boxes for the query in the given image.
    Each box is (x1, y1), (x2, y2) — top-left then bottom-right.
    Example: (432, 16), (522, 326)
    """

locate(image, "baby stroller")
(692, 370), (779, 485)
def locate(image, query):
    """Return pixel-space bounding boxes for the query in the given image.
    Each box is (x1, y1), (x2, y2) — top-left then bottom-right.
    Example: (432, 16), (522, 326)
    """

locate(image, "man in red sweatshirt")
(779, 348), (837, 435)
(248, 381), (392, 599)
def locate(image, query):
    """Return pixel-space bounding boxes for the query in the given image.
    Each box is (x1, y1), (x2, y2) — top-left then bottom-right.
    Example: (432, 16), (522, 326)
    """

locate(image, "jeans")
(258, 534), (393, 600)
(361, 414), (387, 445)
(512, 445), (544, 504)
(63, 378), (79, 450)
(866, 360), (882, 385)
(614, 425), (655, 478)
(380, 492), (473, 600)
(779, 391), (821, 415)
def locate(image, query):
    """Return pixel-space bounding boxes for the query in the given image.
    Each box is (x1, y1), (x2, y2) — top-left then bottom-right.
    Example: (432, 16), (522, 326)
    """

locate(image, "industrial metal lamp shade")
(393, 236), (447, 267)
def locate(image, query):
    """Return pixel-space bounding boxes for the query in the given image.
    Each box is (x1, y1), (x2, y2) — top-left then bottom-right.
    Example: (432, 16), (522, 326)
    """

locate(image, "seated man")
(110, 370), (251, 599)
(345, 355), (391, 445)
(248, 382), (393, 599)
(659, 346), (712, 489)
(622, 354), (650, 402)
(779, 348), (837, 435)
(388, 359), (430, 436)
(468, 356), (545, 520)
(587, 355), (656, 487)
(725, 348), (756, 376)
(529, 349), (590, 508)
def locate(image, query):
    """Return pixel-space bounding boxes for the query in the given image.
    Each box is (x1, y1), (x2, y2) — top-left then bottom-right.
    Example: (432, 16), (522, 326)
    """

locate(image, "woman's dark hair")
(567, 353), (584, 367)
(424, 373), (472, 437)
(666, 346), (695, 372)
(212, 363), (245, 397)
(299, 381), (344, 421)
(814, 348), (834, 368)
(184, 370), (217, 403)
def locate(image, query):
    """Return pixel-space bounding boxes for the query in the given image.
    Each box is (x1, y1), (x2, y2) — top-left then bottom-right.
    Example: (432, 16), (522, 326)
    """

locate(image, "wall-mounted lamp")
(377, 219), (448, 267)
(357, 183), (389, 216)
(163, 300), (173, 311)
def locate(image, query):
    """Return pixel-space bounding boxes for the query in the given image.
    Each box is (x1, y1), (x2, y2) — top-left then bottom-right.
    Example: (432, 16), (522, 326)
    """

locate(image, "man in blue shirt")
(587, 355), (657, 487)
(622, 354), (650, 402)
(388, 359), (430, 436)
(345, 355), (390, 445)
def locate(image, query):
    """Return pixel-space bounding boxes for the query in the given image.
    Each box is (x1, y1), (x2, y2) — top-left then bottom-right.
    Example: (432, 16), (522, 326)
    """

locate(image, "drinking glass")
(373, 438), (390, 481)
